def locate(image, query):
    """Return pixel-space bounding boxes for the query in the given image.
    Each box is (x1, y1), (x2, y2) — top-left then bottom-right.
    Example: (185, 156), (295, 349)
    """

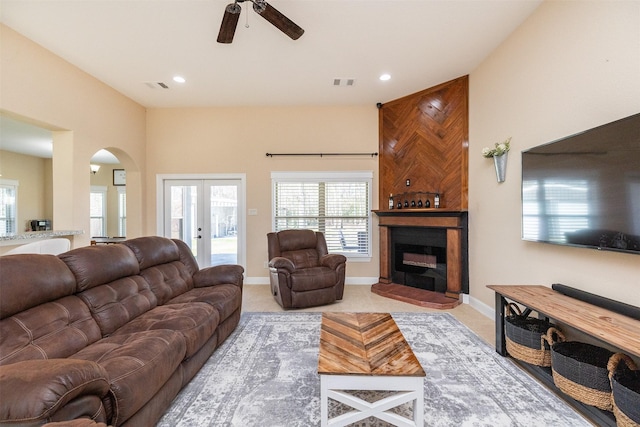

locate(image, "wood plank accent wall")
(378, 76), (469, 211)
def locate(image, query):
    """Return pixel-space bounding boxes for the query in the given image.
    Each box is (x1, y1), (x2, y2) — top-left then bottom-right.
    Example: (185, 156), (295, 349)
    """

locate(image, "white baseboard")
(244, 277), (379, 286)
(468, 295), (495, 320)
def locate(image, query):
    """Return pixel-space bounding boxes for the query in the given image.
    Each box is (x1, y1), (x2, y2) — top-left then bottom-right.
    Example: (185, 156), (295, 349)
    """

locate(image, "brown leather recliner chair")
(267, 229), (346, 309)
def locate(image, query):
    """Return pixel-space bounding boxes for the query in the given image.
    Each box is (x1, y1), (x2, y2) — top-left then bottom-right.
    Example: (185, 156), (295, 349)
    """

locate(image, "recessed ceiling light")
(379, 74), (391, 81)
(173, 76), (186, 83)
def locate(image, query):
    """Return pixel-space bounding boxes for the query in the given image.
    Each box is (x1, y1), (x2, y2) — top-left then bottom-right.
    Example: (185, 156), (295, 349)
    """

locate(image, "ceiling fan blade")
(217, 3), (242, 44)
(253, 1), (304, 40)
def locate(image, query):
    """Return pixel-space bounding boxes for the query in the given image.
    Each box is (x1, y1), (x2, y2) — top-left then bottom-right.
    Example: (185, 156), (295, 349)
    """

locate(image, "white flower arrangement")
(482, 137), (511, 158)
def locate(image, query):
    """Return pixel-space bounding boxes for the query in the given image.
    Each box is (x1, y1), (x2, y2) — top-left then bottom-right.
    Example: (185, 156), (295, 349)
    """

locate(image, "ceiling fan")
(217, 0), (304, 43)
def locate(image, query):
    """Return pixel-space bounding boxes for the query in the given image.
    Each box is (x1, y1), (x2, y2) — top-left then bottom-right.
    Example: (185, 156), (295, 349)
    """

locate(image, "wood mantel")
(373, 210), (468, 300)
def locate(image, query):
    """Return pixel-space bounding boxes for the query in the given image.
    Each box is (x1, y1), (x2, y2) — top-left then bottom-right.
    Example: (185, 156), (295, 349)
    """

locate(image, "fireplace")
(392, 227), (447, 292)
(373, 210), (468, 308)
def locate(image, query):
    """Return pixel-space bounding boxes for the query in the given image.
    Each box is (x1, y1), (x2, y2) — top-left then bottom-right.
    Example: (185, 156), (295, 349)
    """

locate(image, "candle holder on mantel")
(388, 191), (442, 210)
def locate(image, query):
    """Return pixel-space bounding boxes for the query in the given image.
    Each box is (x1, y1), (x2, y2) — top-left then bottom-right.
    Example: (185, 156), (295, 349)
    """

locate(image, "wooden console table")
(488, 285), (640, 426)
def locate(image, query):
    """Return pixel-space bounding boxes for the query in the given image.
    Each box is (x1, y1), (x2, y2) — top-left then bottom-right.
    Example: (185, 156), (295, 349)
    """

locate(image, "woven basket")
(550, 340), (616, 411)
(504, 303), (563, 367)
(609, 353), (640, 426)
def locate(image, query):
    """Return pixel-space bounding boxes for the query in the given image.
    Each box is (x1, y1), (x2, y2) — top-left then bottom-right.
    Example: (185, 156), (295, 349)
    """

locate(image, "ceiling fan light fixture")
(217, 0), (304, 43)
(252, 0), (267, 14)
(217, 3), (242, 44)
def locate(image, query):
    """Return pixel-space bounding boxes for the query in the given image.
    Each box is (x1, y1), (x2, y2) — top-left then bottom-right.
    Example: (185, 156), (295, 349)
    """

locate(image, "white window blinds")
(272, 172), (372, 257)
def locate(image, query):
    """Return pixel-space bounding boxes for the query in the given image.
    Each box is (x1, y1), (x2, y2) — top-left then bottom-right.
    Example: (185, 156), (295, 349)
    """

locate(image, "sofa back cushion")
(123, 236), (197, 305)
(0, 254), (102, 364)
(59, 245), (140, 292)
(60, 245), (158, 336)
(0, 254), (77, 319)
(268, 230), (328, 269)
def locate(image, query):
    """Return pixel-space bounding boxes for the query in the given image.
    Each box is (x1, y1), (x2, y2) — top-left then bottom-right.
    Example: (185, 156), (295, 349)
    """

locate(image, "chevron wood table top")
(318, 312), (425, 377)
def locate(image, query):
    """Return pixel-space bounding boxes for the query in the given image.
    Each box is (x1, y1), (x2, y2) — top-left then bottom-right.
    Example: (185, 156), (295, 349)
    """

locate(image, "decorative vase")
(493, 152), (508, 183)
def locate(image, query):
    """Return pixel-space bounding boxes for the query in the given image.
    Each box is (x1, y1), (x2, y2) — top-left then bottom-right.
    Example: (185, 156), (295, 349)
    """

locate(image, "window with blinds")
(272, 171), (372, 258)
(522, 178), (590, 243)
(0, 180), (18, 236)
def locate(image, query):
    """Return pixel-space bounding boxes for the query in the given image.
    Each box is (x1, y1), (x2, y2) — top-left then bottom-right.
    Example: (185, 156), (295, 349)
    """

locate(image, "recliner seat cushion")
(109, 302), (219, 358)
(167, 285), (242, 323)
(72, 329), (186, 426)
(290, 267), (338, 292)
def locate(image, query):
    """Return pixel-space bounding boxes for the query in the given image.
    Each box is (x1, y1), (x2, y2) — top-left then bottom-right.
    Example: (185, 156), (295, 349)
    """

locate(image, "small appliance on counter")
(30, 219), (51, 231)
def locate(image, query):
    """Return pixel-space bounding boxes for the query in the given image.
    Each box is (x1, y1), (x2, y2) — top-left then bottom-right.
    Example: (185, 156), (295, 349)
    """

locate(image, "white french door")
(160, 176), (245, 268)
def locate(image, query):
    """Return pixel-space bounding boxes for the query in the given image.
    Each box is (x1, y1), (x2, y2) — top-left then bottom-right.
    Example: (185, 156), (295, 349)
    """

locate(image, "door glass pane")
(169, 185), (199, 255)
(209, 184), (237, 266)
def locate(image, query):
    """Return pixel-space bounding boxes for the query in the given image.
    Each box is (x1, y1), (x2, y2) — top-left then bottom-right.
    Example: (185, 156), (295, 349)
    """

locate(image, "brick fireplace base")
(371, 282), (461, 309)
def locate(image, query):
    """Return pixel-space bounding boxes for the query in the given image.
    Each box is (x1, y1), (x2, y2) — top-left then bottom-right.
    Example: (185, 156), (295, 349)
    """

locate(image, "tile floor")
(242, 284), (496, 346)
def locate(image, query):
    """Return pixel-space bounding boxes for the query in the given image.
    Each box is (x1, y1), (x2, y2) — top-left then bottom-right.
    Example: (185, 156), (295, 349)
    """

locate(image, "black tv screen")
(522, 113), (640, 255)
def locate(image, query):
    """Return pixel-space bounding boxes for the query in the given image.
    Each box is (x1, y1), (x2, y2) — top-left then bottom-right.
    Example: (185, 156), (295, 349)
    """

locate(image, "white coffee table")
(318, 312), (425, 427)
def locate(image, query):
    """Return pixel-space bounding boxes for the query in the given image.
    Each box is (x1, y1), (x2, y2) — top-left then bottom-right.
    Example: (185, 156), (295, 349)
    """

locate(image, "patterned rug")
(157, 312), (590, 427)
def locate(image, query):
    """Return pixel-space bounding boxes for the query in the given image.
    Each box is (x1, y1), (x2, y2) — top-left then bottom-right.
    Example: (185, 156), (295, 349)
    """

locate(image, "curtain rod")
(266, 152), (378, 158)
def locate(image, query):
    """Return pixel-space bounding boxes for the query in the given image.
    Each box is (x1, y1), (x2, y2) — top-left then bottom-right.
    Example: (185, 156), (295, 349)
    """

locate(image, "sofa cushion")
(109, 302), (219, 358)
(276, 229), (318, 252)
(290, 267), (338, 292)
(76, 275), (158, 337)
(72, 330), (186, 426)
(282, 248), (321, 269)
(0, 254), (77, 319)
(122, 237), (199, 305)
(59, 245), (140, 292)
(0, 295), (102, 365)
(123, 236), (181, 270)
(168, 285), (242, 323)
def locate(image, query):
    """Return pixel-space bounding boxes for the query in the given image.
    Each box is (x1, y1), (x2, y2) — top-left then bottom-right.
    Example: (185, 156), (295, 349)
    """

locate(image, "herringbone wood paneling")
(318, 312), (425, 377)
(379, 76), (469, 210)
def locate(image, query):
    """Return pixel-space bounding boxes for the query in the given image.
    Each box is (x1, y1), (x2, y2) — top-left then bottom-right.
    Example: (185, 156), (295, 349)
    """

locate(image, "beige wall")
(0, 150), (52, 230)
(2, 1), (639, 304)
(146, 106), (380, 281)
(469, 0), (640, 311)
(0, 25), (146, 247)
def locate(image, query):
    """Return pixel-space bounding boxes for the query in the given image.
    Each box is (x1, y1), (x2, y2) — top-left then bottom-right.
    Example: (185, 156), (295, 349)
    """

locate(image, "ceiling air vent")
(144, 82), (170, 89)
(333, 78), (355, 87)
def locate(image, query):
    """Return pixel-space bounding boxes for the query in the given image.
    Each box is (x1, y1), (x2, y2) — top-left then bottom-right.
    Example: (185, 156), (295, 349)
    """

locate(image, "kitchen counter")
(0, 230), (84, 246)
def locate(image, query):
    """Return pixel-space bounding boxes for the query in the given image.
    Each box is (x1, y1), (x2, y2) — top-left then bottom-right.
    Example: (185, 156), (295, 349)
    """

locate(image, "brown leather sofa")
(0, 236), (244, 427)
(267, 229), (346, 309)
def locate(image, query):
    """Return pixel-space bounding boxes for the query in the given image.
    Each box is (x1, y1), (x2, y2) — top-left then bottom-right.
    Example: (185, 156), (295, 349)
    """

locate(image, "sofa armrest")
(0, 359), (110, 424)
(268, 256), (295, 273)
(193, 264), (245, 288)
(320, 253), (347, 270)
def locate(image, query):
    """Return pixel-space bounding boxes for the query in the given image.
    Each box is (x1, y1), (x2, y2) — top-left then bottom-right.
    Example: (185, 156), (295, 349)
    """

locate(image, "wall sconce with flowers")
(90, 164), (101, 174)
(482, 137), (511, 183)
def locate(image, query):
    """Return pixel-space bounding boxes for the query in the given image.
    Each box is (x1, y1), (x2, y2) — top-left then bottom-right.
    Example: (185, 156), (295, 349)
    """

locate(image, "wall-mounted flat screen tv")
(522, 113), (640, 255)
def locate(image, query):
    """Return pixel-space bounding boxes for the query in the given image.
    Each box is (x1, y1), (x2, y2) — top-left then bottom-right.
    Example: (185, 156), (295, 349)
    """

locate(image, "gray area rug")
(157, 312), (590, 426)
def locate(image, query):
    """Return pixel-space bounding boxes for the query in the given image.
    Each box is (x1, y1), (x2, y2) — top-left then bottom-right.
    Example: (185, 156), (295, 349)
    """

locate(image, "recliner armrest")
(320, 254), (347, 270)
(193, 264), (245, 288)
(268, 256), (295, 273)
(0, 359), (110, 425)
